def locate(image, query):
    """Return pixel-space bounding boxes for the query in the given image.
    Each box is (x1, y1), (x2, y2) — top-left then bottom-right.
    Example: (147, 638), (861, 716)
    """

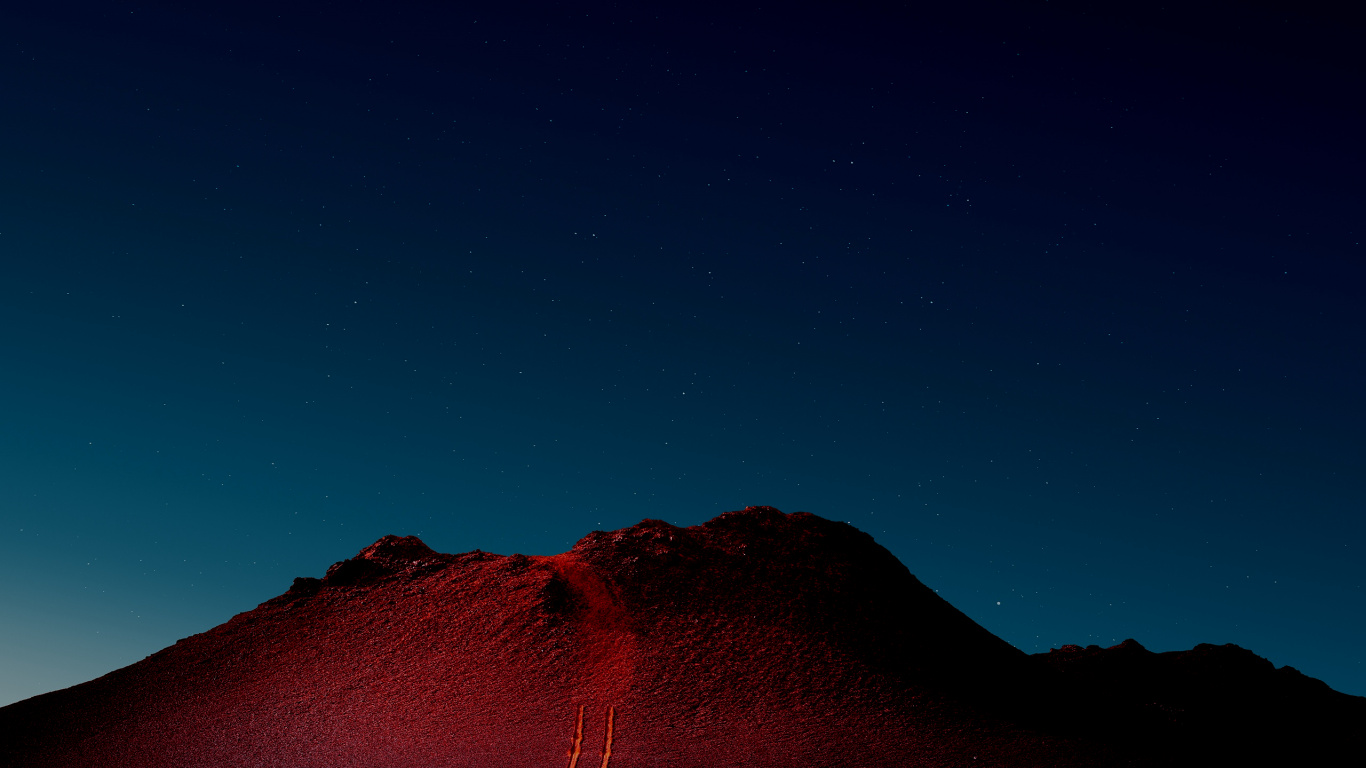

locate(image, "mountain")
(2, 507), (1361, 767)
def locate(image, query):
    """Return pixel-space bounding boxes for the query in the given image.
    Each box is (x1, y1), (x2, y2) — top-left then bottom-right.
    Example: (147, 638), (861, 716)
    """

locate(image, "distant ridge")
(2, 506), (1361, 767)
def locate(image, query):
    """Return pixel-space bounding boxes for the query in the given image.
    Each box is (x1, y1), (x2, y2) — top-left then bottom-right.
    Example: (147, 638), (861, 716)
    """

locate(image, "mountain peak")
(2, 507), (1360, 768)
(321, 534), (442, 587)
(356, 534), (436, 562)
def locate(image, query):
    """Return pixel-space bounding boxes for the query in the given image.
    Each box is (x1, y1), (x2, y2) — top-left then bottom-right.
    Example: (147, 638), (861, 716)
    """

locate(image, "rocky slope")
(2, 507), (1360, 767)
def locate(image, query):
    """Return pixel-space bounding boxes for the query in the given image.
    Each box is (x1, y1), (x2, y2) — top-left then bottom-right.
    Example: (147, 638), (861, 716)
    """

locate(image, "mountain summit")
(1, 507), (1360, 767)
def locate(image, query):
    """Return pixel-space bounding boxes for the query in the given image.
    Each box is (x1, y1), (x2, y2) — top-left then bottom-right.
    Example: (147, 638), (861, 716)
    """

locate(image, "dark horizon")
(1, 0), (1362, 705)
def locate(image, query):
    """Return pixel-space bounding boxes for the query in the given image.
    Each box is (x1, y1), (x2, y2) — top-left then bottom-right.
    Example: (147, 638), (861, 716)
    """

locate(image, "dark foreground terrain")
(2, 507), (1361, 767)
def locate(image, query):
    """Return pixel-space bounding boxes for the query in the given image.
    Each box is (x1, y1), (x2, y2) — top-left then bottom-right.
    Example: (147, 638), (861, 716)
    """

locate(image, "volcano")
(2, 507), (1361, 767)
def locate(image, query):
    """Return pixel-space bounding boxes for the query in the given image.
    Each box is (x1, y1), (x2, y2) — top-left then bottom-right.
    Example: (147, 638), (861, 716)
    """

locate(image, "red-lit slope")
(1, 507), (1361, 767)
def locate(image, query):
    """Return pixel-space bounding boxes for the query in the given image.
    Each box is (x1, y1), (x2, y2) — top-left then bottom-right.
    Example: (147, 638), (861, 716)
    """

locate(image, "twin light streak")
(566, 704), (615, 768)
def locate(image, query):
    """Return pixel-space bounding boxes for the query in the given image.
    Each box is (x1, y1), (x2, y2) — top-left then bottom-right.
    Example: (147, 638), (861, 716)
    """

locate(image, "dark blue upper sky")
(2, 0), (1362, 705)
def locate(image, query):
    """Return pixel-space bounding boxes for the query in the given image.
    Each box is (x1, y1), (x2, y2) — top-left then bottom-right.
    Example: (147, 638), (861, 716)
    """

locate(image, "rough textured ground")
(2, 507), (1361, 767)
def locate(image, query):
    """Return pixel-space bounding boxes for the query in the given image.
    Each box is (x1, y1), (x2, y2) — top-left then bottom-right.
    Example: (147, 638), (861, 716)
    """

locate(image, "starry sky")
(2, 1), (1362, 705)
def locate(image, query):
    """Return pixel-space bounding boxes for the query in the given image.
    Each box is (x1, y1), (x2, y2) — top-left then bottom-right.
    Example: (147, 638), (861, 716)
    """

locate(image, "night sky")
(2, 1), (1362, 706)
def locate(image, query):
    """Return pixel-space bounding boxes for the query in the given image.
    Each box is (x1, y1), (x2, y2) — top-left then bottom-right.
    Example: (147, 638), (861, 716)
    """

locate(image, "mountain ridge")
(2, 506), (1360, 767)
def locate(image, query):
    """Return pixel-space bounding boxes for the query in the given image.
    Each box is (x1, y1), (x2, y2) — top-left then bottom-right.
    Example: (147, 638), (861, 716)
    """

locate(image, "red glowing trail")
(566, 704), (585, 768)
(599, 706), (615, 768)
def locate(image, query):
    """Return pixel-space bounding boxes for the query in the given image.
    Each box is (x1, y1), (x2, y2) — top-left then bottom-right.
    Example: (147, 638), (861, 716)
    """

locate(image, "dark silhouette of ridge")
(1, 507), (1360, 767)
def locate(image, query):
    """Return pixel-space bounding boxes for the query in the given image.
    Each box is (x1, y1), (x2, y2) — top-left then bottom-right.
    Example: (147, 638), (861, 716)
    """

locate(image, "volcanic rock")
(1, 506), (1360, 767)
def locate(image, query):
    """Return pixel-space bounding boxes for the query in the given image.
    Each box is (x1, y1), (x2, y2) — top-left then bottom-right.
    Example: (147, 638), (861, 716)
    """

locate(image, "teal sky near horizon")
(1, 1), (1362, 705)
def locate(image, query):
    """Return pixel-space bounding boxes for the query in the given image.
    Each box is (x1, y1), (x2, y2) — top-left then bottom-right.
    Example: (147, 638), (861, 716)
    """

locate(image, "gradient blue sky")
(2, 1), (1362, 706)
